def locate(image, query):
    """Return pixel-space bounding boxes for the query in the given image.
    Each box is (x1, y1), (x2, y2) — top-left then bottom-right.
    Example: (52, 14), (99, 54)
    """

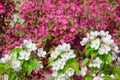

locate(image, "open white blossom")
(89, 31), (99, 39)
(90, 57), (102, 68)
(52, 59), (66, 71)
(23, 39), (37, 51)
(57, 43), (70, 52)
(57, 59), (66, 70)
(68, 50), (76, 58)
(80, 37), (89, 46)
(11, 60), (21, 71)
(50, 50), (60, 59)
(61, 53), (70, 61)
(37, 48), (46, 58)
(66, 68), (74, 77)
(55, 74), (67, 80)
(90, 38), (100, 50)
(93, 76), (103, 80)
(99, 30), (109, 37)
(98, 44), (111, 55)
(80, 66), (87, 77)
(52, 71), (58, 77)
(102, 35), (114, 45)
(19, 50), (31, 60)
(52, 61), (61, 71)
(0, 54), (10, 63)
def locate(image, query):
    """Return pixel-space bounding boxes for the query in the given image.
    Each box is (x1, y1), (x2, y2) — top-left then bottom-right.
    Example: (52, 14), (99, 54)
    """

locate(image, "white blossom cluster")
(79, 57), (103, 77)
(0, 52), (22, 71)
(92, 73), (115, 80)
(80, 30), (119, 58)
(79, 66), (87, 77)
(80, 30), (120, 78)
(50, 43), (76, 80)
(0, 39), (46, 71)
(89, 57), (102, 68)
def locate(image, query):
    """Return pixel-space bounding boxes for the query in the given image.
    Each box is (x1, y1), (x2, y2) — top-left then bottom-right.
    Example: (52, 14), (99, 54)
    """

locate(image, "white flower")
(11, 60), (21, 71)
(112, 51), (117, 60)
(110, 74), (115, 79)
(37, 48), (46, 58)
(80, 66), (87, 77)
(52, 62), (60, 71)
(90, 38), (100, 50)
(99, 30), (109, 37)
(52, 59), (65, 71)
(61, 53), (70, 61)
(100, 73), (105, 77)
(89, 31), (99, 39)
(23, 39), (37, 51)
(4, 74), (8, 80)
(98, 44), (111, 55)
(19, 50), (31, 60)
(93, 76), (103, 80)
(112, 44), (119, 53)
(66, 68), (74, 77)
(92, 57), (102, 68)
(102, 35), (114, 45)
(51, 50), (60, 59)
(68, 50), (76, 58)
(0, 54), (10, 63)
(57, 43), (70, 52)
(36, 61), (43, 70)
(52, 71), (58, 77)
(55, 74), (66, 80)
(57, 59), (66, 70)
(80, 37), (89, 46)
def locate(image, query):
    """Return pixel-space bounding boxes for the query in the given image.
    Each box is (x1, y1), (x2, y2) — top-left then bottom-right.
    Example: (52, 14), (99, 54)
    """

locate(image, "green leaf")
(23, 61), (33, 74)
(70, 58), (80, 73)
(50, 78), (54, 80)
(92, 67), (98, 73)
(99, 55), (106, 63)
(0, 63), (4, 67)
(114, 68), (120, 80)
(103, 65), (112, 75)
(85, 48), (91, 55)
(0, 67), (5, 74)
(4, 64), (10, 70)
(29, 59), (39, 70)
(82, 58), (89, 66)
(85, 77), (92, 80)
(58, 58), (80, 74)
(103, 76), (112, 80)
(48, 58), (55, 64)
(23, 59), (39, 74)
(91, 50), (98, 57)
(9, 71), (16, 80)
(17, 72), (24, 80)
(106, 53), (112, 64)
(10, 48), (21, 54)
(85, 43), (91, 50)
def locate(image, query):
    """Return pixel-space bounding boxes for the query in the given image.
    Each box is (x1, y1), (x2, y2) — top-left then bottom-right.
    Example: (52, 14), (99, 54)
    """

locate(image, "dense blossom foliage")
(0, 0), (120, 80)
